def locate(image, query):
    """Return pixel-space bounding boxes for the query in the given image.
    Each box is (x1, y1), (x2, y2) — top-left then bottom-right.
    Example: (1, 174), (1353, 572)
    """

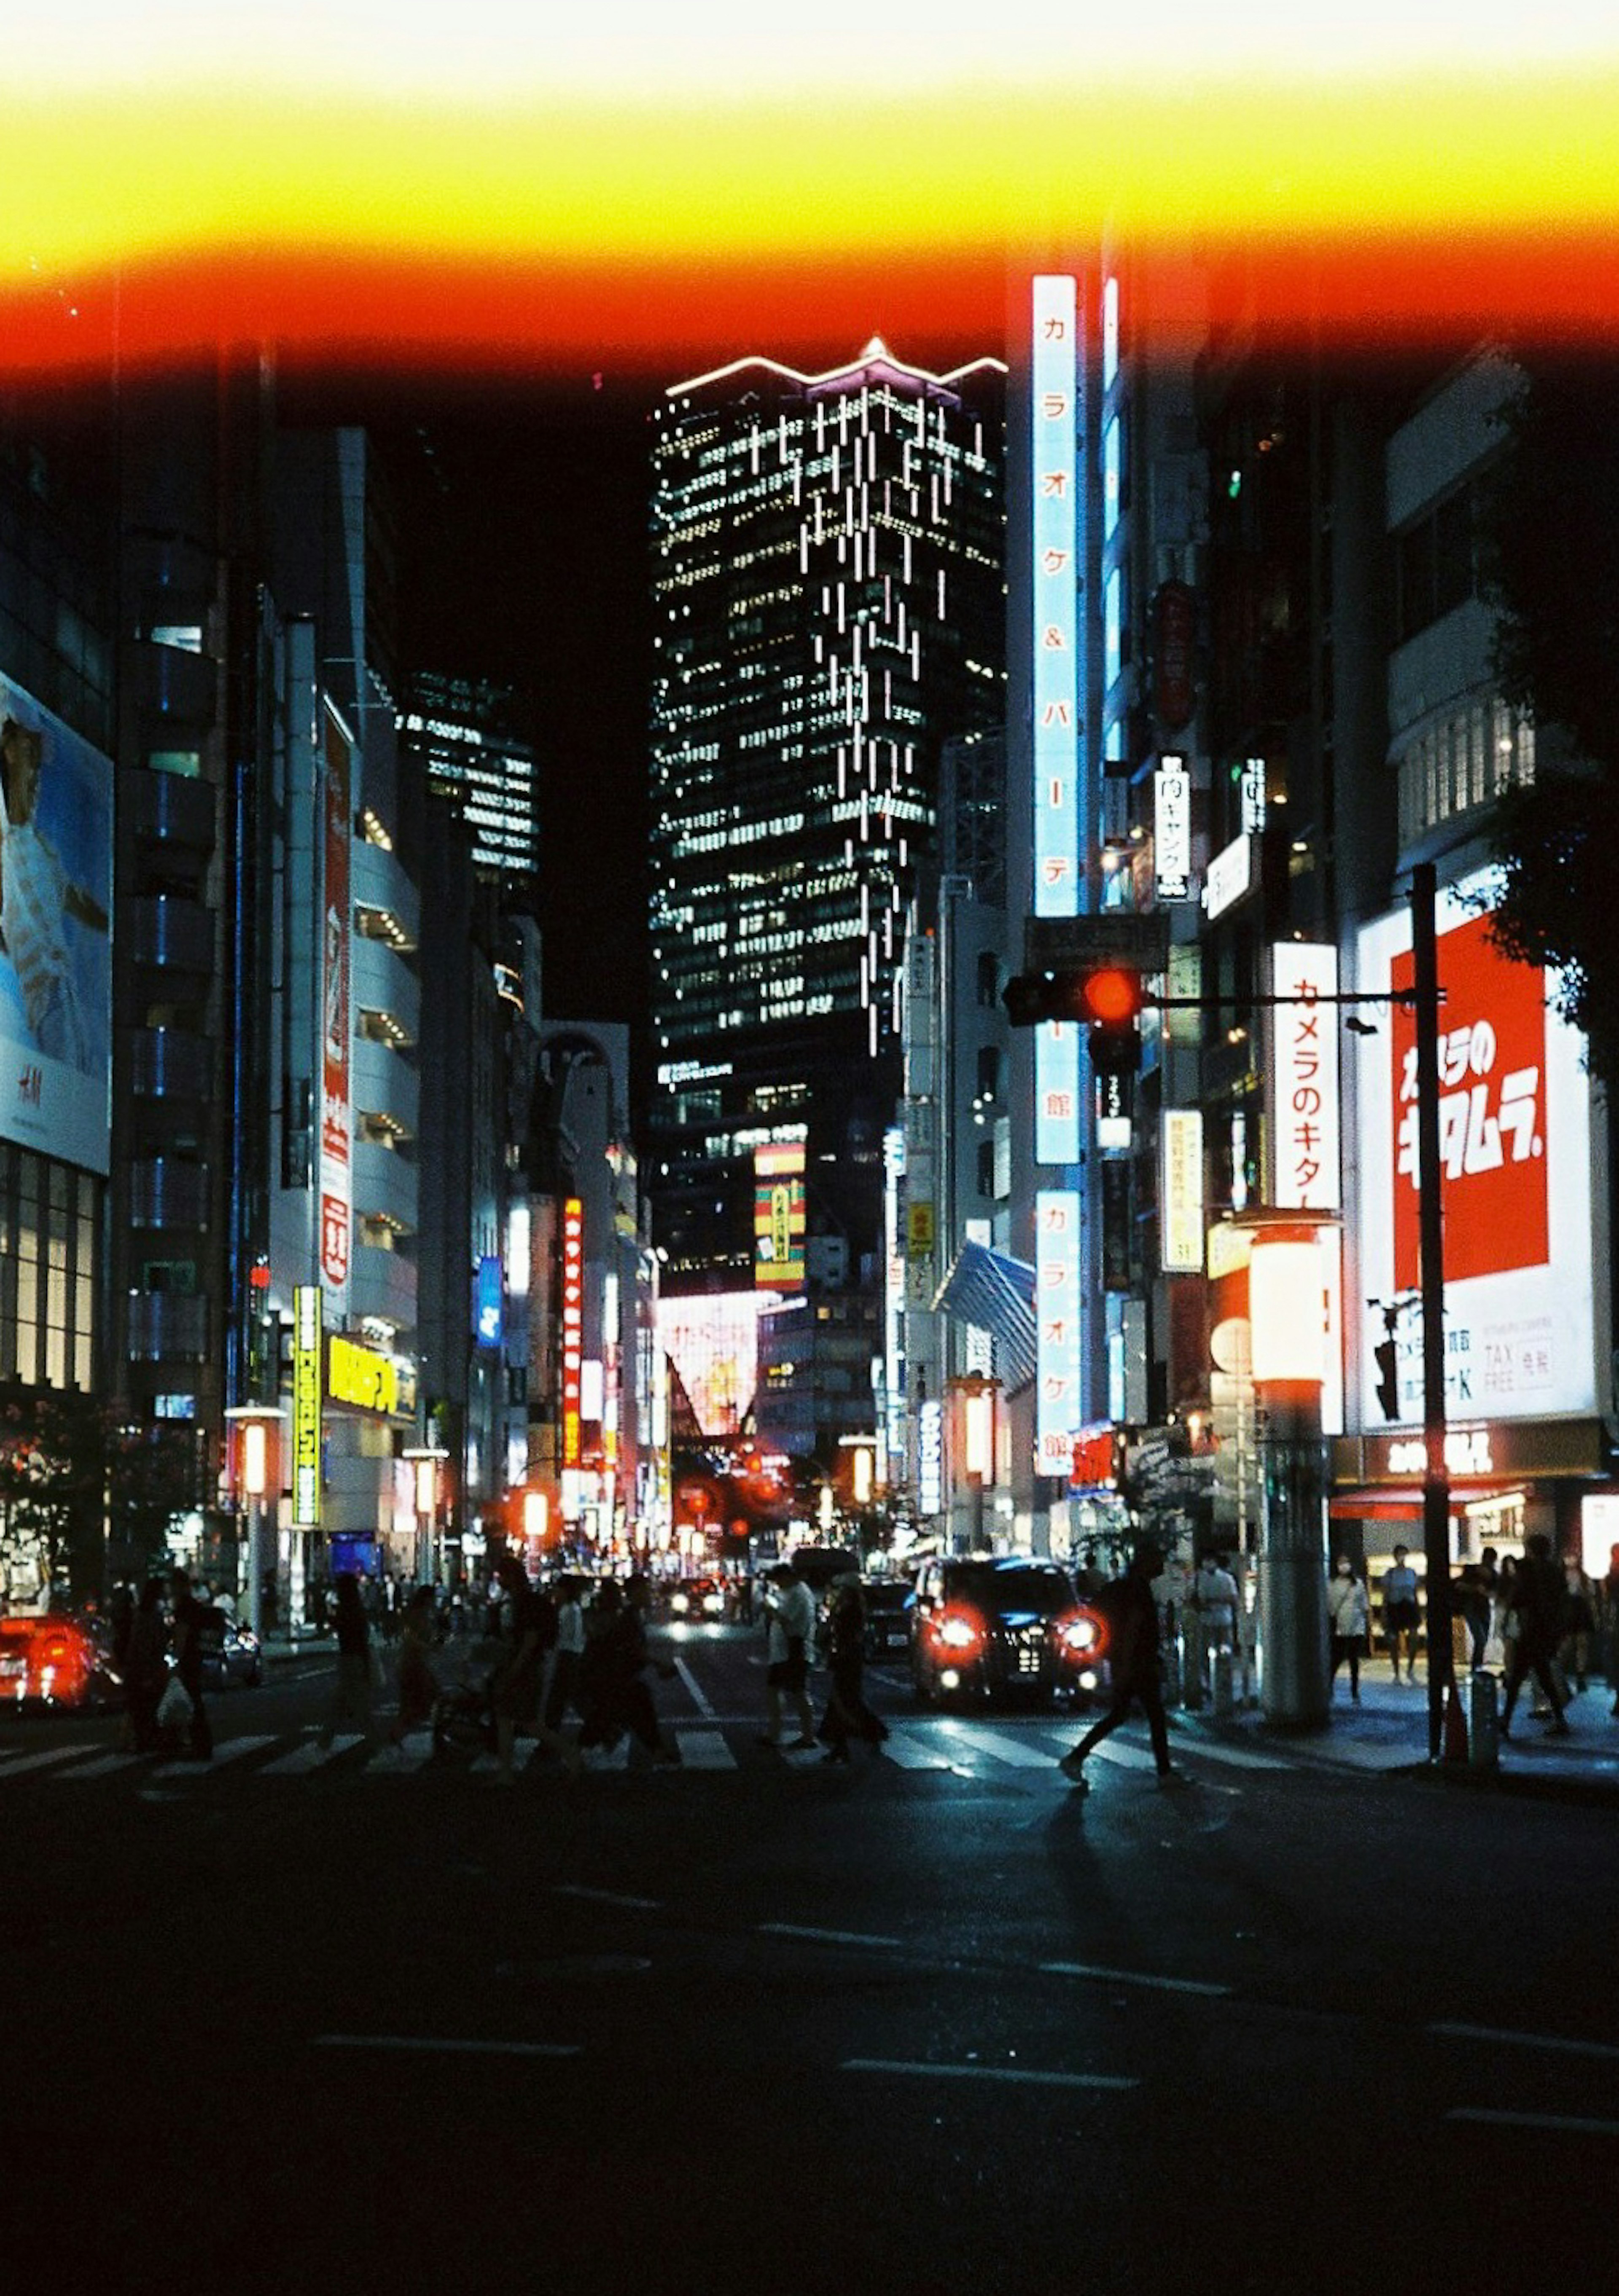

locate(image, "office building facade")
(648, 340), (1006, 1293)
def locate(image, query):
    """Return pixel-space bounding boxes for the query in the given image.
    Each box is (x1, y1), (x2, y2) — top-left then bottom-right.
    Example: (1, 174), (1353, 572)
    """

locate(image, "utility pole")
(1412, 863), (1452, 1759)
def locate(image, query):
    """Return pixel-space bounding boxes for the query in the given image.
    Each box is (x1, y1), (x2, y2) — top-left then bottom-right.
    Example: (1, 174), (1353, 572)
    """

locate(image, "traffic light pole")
(1412, 862), (1453, 1760)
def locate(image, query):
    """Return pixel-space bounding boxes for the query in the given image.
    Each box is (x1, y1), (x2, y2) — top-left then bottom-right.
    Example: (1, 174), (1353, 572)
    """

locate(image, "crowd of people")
(1322, 1535), (1619, 1732)
(81, 1532), (1619, 1778)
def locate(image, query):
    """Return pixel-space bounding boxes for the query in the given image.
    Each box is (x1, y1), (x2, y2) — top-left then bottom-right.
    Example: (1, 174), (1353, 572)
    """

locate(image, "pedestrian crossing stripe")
(671, 1729), (732, 1770)
(0, 1715), (1339, 1785)
(258, 1732), (365, 1775)
(0, 1743), (98, 1775)
(149, 1734), (278, 1779)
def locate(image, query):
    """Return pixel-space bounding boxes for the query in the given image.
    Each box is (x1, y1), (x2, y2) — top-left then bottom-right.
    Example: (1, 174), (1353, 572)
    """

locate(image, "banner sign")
(1154, 753), (1192, 902)
(753, 1139), (806, 1289)
(1160, 1108), (1205, 1272)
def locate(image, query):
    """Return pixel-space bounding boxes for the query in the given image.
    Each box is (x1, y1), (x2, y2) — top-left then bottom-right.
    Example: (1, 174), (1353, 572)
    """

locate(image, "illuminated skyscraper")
(649, 339), (1005, 1287)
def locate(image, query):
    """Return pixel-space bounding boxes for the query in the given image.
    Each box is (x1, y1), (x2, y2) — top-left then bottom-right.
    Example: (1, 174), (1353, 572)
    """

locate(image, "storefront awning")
(932, 1242), (1037, 1392)
(1328, 1483), (1524, 1522)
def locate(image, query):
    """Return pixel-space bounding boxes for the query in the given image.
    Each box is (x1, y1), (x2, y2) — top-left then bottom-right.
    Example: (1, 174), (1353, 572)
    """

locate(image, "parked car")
(0, 1612), (124, 1711)
(910, 1555), (1095, 1707)
(858, 1578), (915, 1660)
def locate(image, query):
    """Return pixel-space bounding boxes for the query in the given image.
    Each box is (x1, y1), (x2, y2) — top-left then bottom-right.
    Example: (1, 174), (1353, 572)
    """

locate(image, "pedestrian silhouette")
(818, 1574), (889, 1762)
(1057, 1541), (1187, 1792)
(1499, 1532), (1573, 1740)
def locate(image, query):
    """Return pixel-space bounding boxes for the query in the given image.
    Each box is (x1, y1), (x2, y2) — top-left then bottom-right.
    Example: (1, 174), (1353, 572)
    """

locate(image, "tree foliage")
(0, 1396), (200, 1603)
(1482, 354), (1619, 1086)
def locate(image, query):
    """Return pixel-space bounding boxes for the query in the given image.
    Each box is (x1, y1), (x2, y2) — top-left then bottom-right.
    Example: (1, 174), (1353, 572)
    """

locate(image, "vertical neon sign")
(1035, 1190), (1083, 1476)
(561, 1198), (584, 1470)
(1032, 275), (1081, 1168)
(292, 1283), (322, 1528)
(319, 710), (352, 1320)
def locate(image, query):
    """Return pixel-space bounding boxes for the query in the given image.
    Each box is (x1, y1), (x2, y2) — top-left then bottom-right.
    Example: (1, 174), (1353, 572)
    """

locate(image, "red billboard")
(1389, 910), (1548, 1291)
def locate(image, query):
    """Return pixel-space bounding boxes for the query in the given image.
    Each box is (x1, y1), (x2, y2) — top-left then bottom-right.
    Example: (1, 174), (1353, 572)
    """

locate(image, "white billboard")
(0, 676), (113, 1175)
(1354, 872), (1595, 1426)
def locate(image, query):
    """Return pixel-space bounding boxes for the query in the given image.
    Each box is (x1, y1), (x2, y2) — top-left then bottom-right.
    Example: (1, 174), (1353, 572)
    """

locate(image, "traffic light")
(1373, 1335), (1400, 1422)
(1076, 966), (1144, 1075)
(1002, 964), (1144, 1074)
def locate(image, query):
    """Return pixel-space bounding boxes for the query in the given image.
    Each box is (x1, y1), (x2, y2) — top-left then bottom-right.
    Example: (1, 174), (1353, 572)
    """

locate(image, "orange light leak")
(6, 65), (1619, 385)
(10, 228), (1619, 393)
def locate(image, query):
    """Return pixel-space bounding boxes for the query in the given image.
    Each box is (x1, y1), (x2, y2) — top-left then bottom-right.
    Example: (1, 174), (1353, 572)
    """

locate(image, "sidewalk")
(1172, 1658), (1619, 1809)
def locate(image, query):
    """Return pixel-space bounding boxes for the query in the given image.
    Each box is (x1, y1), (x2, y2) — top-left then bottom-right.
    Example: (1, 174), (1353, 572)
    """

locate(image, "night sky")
(283, 358), (657, 1039)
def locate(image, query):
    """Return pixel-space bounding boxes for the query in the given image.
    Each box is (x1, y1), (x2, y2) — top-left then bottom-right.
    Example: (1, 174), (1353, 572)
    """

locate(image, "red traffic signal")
(1074, 967), (1143, 1027)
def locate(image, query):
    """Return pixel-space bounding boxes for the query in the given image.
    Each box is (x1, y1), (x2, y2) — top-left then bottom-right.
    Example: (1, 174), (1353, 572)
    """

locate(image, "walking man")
(1499, 1532), (1573, 1740)
(1058, 1541), (1187, 1792)
(760, 1560), (818, 1751)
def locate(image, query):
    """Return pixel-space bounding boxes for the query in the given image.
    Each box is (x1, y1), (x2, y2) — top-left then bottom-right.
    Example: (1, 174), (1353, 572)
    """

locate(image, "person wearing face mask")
(1326, 1555), (1370, 1704)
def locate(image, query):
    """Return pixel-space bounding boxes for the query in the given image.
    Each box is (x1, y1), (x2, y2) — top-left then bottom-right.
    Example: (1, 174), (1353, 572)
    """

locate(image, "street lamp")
(402, 1444), (449, 1587)
(225, 1407), (285, 1645)
(949, 1372), (1000, 1553)
(1245, 1217), (1337, 1727)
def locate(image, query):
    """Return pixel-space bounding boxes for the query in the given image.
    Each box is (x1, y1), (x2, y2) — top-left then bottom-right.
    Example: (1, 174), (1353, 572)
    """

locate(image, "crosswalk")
(0, 1715), (1294, 1790)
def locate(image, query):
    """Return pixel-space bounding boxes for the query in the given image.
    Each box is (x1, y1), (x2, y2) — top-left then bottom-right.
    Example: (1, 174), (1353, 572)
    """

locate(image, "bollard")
(1468, 1669), (1499, 1772)
(1181, 1614), (1206, 1710)
(1210, 1646), (1234, 1716)
(1162, 1639), (1183, 1706)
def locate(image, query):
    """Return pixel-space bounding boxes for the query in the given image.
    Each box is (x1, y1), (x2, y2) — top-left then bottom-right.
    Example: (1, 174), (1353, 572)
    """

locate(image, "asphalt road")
(6, 1620), (1613, 2296)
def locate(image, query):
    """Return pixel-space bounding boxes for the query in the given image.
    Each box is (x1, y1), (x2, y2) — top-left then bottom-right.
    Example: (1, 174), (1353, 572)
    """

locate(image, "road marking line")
(1088, 1740), (1157, 1772)
(314, 2035), (581, 2058)
(259, 1733), (363, 1775)
(673, 1728), (735, 1770)
(1431, 2023), (1619, 2062)
(1040, 1960), (1230, 1998)
(843, 2058), (1136, 2091)
(150, 1734), (277, 1778)
(59, 1751), (148, 1778)
(879, 1732), (952, 1770)
(672, 1657), (715, 1719)
(958, 1729), (1054, 1770)
(760, 1923), (904, 1950)
(1445, 2109), (1619, 2137)
(1168, 1736), (1289, 1771)
(554, 1885), (661, 1910)
(0, 1744), (99, 1776)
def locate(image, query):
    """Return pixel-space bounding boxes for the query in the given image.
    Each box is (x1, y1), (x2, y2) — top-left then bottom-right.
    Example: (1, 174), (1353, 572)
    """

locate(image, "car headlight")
(934, 1613), (982, 1653)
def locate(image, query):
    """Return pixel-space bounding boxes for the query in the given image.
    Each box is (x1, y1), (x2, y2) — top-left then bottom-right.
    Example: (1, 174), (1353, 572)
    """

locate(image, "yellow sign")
(292, 1284), (322, 1527)
(328, 1333), (398, 1415)
(907, 1202), (936, 1259)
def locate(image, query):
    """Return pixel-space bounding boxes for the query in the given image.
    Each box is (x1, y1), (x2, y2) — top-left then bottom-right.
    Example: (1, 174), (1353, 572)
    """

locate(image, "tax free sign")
(1353, 873), (1597, 1427)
